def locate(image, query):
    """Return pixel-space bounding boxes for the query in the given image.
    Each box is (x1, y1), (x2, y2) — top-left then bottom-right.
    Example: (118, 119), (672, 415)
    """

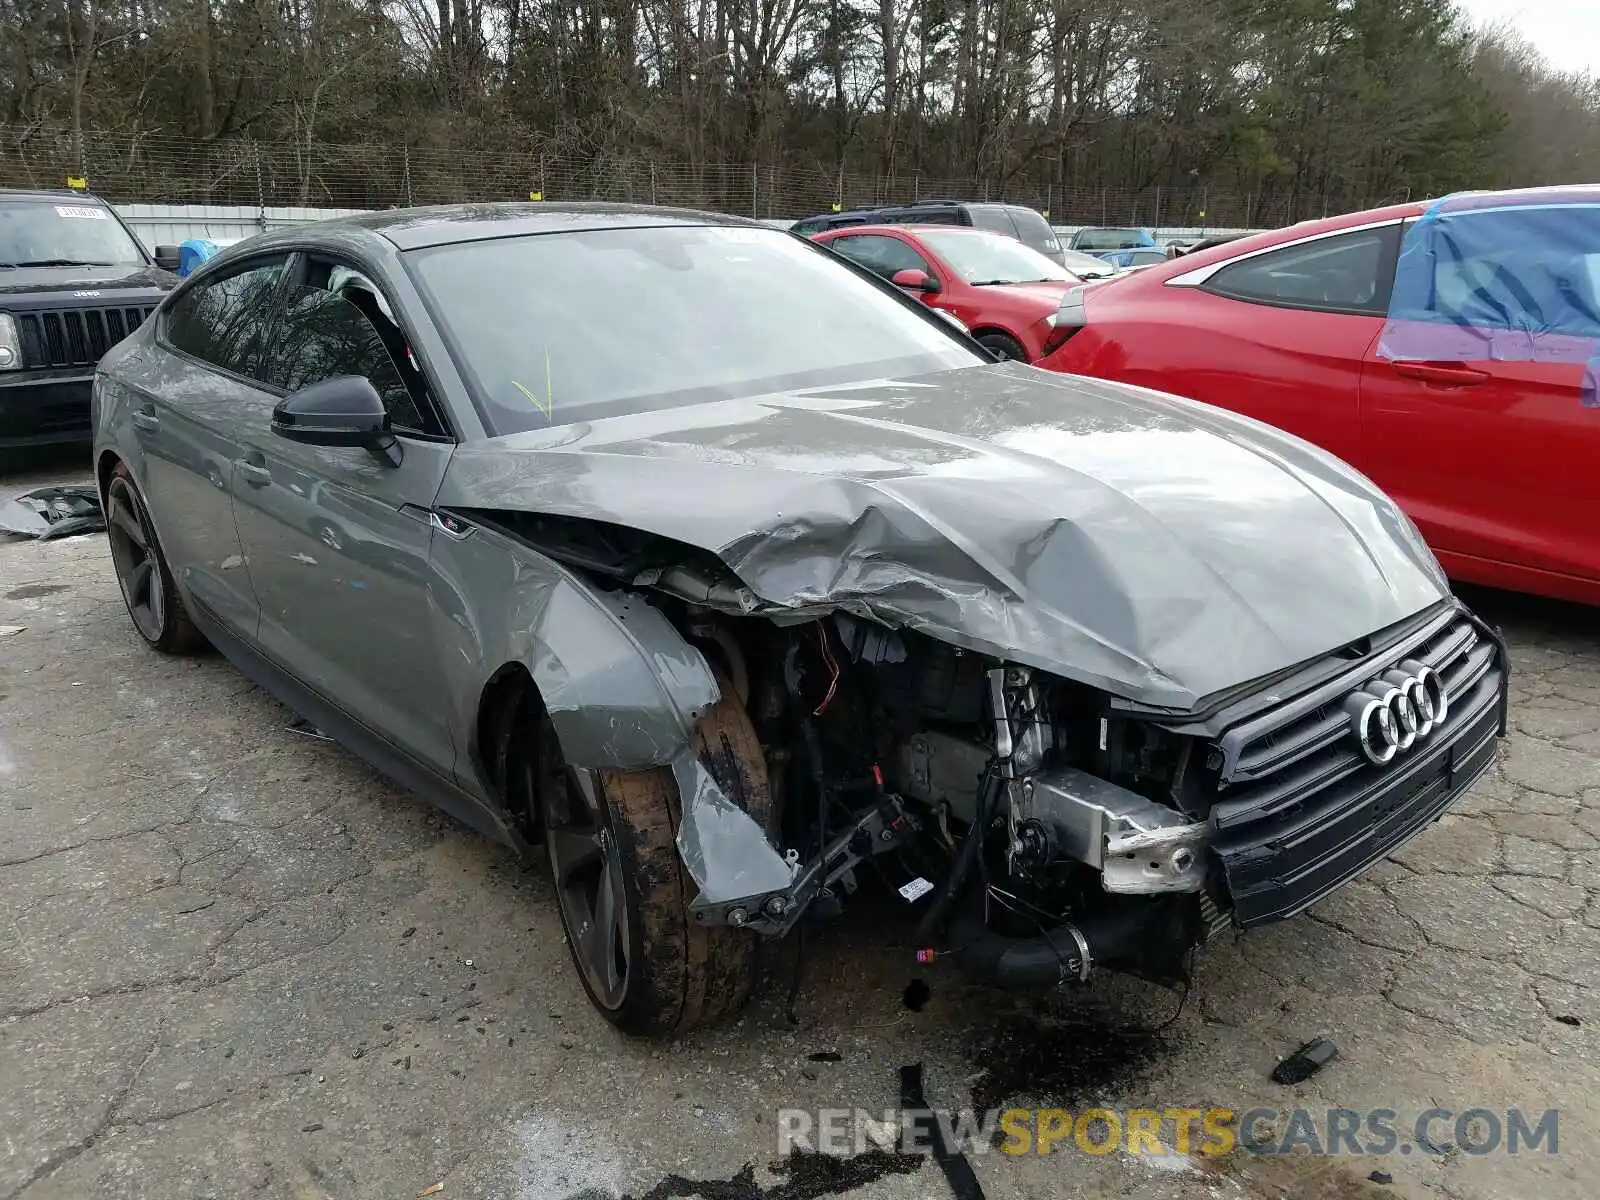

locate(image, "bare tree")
(0, 0), (1594, 223)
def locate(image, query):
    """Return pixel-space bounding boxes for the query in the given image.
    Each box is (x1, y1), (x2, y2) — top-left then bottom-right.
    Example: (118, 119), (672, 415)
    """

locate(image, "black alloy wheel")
(105, 463), (205, 654)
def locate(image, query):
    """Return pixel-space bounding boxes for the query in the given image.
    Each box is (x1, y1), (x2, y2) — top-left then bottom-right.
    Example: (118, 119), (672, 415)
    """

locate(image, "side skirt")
(187, 597), (524, 853)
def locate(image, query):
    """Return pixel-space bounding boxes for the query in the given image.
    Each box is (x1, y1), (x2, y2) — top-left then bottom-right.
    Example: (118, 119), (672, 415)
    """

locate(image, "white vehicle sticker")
(898, 876), (934, 903)
(54, 205), (107, 220)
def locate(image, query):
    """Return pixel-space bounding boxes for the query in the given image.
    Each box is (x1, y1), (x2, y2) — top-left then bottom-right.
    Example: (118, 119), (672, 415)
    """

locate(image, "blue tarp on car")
(1379, 189), (1600, 406)
(178, 238), (219, 277)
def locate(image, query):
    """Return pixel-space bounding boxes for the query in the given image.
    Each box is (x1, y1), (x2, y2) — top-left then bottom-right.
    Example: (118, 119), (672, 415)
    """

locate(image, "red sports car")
(811, 224), (1080, 362)
(1041, 187), (1600, 605)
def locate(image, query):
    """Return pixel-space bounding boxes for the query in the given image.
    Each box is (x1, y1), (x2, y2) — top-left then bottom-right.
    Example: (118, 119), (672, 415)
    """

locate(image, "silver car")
(92, 204), (1508, 1035)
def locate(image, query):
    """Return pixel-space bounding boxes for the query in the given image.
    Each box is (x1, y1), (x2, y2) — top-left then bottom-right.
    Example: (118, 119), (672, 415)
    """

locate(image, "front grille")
(1208, 604), (1506, 927)
(15, 305), (156, 369)
(1212, 607), (1496, 826)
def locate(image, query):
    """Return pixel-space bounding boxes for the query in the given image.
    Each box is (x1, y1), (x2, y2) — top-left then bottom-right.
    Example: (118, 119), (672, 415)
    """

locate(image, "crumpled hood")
(438, 363), (1448, 710)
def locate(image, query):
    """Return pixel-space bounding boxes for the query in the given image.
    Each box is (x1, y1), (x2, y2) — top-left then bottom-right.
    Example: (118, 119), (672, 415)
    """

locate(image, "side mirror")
(271, 375), (402, 466)
(153, 244), (181, 271)
(891, 268), (940, 294)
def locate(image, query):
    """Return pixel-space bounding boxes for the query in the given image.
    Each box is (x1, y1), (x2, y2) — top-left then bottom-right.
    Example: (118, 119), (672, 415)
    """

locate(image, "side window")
(1205, 228), (1395, 314)
(260, 270), (439, 435)
(1005, 208), (1062, 255)
(163, 258), (287, 377)
(827, 235), (932, 280)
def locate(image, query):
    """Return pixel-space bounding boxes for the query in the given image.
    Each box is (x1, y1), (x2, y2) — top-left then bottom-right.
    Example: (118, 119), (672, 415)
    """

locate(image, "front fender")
(428, 519), (721, 784)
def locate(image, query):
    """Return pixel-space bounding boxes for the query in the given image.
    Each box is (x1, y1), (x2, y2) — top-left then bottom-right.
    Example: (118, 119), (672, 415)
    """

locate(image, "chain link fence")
(1, 125), (1389, 229)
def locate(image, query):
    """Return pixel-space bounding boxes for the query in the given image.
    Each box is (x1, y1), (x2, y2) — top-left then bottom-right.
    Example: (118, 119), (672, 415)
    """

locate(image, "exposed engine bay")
(659, 604), (1223, 990)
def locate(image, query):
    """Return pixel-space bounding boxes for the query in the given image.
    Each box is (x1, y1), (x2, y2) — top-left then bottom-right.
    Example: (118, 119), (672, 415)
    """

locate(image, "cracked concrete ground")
(2, 452), (1597, 1200)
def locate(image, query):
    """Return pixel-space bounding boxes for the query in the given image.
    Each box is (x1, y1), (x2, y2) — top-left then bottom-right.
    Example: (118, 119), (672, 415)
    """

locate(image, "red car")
(1041, 187), (1600, 605)
(811, 224), (1080, 362)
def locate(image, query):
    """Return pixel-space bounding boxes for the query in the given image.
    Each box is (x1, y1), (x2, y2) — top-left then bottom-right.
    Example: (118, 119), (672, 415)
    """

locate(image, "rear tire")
(105, 462), (206, 655)
(540, 677), (776, 1035)
(978, 332), (1028, 362)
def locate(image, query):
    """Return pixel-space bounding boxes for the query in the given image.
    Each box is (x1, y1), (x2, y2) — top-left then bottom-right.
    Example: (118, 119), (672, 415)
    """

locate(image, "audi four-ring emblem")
(1343, 661), (1450, 765)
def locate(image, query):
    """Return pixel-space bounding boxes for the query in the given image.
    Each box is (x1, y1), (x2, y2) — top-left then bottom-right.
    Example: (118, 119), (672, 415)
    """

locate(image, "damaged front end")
(435, 365), (1507, 999)
(647, 588), (1506, 993)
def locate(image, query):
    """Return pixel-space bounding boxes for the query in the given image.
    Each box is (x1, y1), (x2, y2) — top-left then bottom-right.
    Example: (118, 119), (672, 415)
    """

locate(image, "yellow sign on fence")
(66, 175), (87, 190)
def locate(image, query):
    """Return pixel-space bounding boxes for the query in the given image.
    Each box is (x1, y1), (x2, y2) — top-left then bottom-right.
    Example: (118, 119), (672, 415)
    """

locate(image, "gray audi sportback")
(93, 204), (1507, 1034)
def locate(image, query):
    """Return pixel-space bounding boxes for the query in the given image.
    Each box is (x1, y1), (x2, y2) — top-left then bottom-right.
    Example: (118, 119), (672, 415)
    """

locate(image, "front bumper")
(1211, 608), (1507, 927)
(0, 370), (93, 447)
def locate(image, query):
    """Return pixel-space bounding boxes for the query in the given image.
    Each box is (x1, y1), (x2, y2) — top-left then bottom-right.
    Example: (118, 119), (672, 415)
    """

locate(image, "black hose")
(916, 766), (1000, 940)
(787, 716), (832, 1026)
(948, 901), (1175, 991)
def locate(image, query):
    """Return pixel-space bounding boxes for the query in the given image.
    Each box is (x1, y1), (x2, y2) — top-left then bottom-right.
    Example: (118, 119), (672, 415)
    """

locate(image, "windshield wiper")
(0, 259), (119, 268)
(969, 277), (1056, 286)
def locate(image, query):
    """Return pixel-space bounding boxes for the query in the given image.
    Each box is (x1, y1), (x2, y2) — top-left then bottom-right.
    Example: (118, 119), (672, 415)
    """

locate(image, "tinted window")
(888, 208), (962, 227)
(163, 258), (287, 377)
(1003, 207), (1061, 255)
(0, 199), (145, 267)
(261, 284), (428, 432)
(965, 206), (1016, 235)
(791, 218), (829, 235)
(827, 234), (932, 278)
(1206, 228), (1393, 313)
(406, 225), (978, 436)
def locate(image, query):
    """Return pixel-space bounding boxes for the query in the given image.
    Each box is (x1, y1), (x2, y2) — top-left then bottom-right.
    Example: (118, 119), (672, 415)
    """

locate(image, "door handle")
(1390, 361), (1490, 387)
(131, 408), (160, 432)
(234, 455), (272, 488)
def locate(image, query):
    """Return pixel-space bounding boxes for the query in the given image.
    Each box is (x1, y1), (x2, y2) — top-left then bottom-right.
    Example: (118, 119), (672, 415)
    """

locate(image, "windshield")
(916, 230), (1076, 285)
(1060, 248), (1114, 275)
(0, 200), (145, 267)
(408, 224), (980, 435)
(1075, 229), (1148, 250)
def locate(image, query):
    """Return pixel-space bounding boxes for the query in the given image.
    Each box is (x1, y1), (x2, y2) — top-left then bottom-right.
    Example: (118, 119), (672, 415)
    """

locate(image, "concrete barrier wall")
(117, 203), (371, 251)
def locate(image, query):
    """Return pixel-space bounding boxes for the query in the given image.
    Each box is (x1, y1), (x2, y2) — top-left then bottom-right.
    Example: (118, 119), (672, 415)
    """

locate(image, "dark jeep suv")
(0, 189), (179, 450)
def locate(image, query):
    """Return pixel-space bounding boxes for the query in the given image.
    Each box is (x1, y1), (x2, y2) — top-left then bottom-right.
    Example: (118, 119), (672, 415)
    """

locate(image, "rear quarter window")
(965, 206), (1016, 235)
(1004, 208), (1061, 253)
(1203, 226), (1399, 316)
